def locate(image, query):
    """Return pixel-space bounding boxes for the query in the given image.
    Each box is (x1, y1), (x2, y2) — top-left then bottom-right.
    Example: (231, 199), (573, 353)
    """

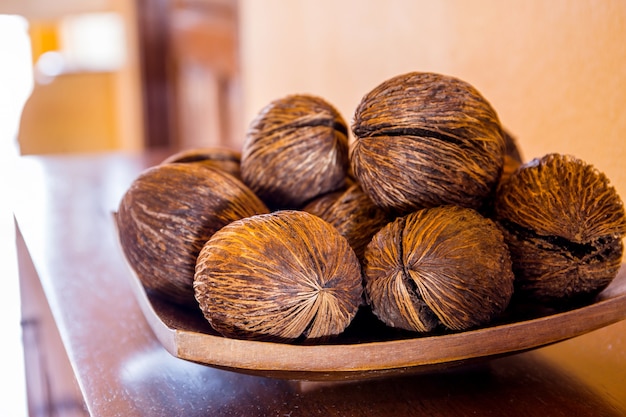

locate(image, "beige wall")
(239, 0), (626, 203)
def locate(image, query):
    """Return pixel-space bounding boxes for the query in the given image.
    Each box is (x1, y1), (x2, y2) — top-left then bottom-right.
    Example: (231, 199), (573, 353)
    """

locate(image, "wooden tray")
(115, 222), (626, 381)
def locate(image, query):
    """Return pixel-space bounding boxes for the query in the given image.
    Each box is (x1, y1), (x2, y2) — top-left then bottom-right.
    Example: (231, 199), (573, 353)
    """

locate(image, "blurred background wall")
(239, 0), (626, 203)
(2, 0), (143, 154)
(1, 0), (625, 200)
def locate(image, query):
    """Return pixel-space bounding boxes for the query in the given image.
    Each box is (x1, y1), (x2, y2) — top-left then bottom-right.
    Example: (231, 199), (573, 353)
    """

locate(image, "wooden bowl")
(114, 213), (626, 381)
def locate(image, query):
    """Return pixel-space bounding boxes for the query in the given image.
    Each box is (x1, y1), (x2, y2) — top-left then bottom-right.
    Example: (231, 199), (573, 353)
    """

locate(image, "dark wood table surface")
(13, 150), (626, 417)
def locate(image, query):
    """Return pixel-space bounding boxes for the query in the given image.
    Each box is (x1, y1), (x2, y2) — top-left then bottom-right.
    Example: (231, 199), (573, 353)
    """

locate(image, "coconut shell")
(161, 147), (242, 179)
(241, 94), (350, 210)
(494, 153), (626, 306)
(351, 71), (505, 215)
(117, 163), (269, 306)
(302, 183), (390, 262)
(497, 128), (524, 189)
(194, 210), (363, 342)
(363, 205), (514, 333)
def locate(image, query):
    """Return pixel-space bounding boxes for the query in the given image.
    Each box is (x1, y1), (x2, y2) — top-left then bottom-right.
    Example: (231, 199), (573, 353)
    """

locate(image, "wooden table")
(13, 150), (626, 417)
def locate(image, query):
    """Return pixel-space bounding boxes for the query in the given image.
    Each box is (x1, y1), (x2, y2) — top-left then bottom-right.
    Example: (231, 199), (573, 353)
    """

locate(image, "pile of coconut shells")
(116, 71), (626, 344)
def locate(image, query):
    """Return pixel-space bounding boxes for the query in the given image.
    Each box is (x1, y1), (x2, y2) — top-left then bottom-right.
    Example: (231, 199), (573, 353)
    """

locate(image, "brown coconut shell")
(494, 153), (626, 306)
(194, 210), (363, 342)
(497, 128), (524, 189)
(117, 163), (269, 306)
(241, 94), (350, 210)
(363, 205), (514, 333)
(351, 71), (505, 215)
(161, 147), (242, 179)
(302, 183), (390, 262)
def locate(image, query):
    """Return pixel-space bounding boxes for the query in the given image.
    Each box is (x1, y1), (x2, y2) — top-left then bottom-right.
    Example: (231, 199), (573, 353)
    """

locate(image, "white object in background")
(0, 13), (33, 417)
